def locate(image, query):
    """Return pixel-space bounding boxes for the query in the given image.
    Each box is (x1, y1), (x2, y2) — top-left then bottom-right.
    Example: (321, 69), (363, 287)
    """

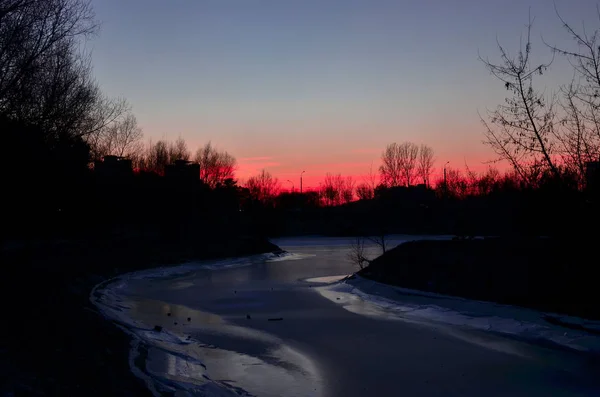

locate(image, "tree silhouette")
(319, 173), (354, 206)
(544, 7), (600, 187)
(145, 140), (169, 175)
(356, 183), (374, 200)
(194, 142), (237, 188)
(169, 136), (190, 163)
(417, 144), (435, 186)
(0, 0), (98, 116)
(479, 15), (558, 182)
(356, 162), (378, 200)
(88, 113), (143, 160)
(380, 142), (419, 187)
(0, 0), (126, 141)
(320, 173), (340, 206)
(246, 169), (280, 204)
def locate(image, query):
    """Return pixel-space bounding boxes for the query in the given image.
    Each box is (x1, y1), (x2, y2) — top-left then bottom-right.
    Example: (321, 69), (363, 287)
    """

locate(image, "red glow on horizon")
(236, 155), (509, 190)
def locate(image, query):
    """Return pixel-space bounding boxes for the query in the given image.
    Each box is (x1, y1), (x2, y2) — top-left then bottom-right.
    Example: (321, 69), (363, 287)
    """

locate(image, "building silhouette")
(94, 155), (133, 179)
(585, 161), (600, 192)
(165, 160), (200, 183)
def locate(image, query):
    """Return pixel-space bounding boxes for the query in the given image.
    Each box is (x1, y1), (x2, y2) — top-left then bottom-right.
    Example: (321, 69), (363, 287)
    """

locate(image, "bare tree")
(81, 96), (130, 139)
(379, 143), (402, 187)
(246, 169), (281, 203)
(356, 183), (374, 200)
(543, 7), (600, 185)
(0, 0), (102, 137)
(417, 144), (435, 186)
(347, 237), (370, 269)
(145, 140), (169, 175)
(88, 113), (143, 160)
(194, 142), (237, 188)
(379, 142), (419, 187)
(366, 161), (378, 190)
(399, 142), (419, 186)
(368, 234), (387, 255)
(356, 161), (378, 200)
(340, 176), (355, 203)
(112, 114), (143, 157)
(169, 136), (190, 163)
(474, 166), (501, 195)
(320, 173), (340, 206)
(0, 0), (98, 107)
(479, 15), (559, 183)
(435, 166), (469, 199)
(319, 173), (354, 205)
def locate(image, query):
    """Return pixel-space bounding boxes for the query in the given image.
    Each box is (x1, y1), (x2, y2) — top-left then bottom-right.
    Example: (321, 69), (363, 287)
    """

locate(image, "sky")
(89, 0), (599, 189)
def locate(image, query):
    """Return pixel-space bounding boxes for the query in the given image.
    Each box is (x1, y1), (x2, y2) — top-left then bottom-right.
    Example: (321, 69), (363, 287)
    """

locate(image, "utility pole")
(287, 179), (294, 192)
(444, 161), (450, 195)
(300, 170), (305, 194)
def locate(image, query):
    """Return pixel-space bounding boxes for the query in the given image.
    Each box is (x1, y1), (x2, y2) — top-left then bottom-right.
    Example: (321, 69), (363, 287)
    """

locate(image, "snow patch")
(271, 234), (454, 249)
(318, 275), (600, 354)
(89, 250), (313, 397)
(266, 252), (316, 262)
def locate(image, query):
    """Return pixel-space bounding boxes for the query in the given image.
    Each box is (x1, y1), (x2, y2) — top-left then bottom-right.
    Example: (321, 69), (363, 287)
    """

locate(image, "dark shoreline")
(1, 235), (280, 396)
(358, 237), (600, 322)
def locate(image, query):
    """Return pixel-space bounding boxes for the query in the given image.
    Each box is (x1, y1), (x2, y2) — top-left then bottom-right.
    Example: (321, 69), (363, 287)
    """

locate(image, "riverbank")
(0, 234), (280, 396)
(358, 237), (599, 321)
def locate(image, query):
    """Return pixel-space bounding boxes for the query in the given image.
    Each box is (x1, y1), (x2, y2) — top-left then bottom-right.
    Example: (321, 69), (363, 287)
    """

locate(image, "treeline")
(0, 1), (250, 243)
(3, 0), (599, 243)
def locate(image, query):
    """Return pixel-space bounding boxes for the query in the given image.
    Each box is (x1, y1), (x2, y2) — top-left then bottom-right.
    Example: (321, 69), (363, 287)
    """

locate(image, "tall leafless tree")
(88, 112), (143, 160)
(356, 161), (378, 200)
(380, 143), (402, 187)
(340, 176), (355, 203)
(1, 0), (136, 162)
(145, 140), (169, 175)
(379, 142), (419, 187)
(246, 169), (280, 203)
(169, 136), (190, 163)
(0, 0), (98, 103)
(543, 7), (600, 186)
(320, 173), (340, 206)
(479, 15), (559, 183)
(0, 0), (101, 134)
(399, 142), (419, 186)
(319, 173), (354, 206)
(111, 114), (143, 157)
(417, 144), (435, 186)
(194, 142), (237, 188)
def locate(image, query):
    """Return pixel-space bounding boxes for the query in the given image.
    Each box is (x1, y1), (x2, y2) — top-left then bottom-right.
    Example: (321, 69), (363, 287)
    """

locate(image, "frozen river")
(92, 236), (600, 396)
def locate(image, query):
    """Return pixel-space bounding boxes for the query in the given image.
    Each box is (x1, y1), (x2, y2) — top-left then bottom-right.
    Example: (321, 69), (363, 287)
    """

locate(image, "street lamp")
(444, 161), (450, 192)
(300, 170), (306, 194)
(287, 179), (294, 192)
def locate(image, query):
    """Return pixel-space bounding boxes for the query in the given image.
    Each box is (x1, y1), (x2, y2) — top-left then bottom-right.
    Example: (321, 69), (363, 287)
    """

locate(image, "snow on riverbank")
(271, 234), (454, 249)
(318, 275), (600, 354)
(90, 252), (288, 331)
(89, 251), (290, 396)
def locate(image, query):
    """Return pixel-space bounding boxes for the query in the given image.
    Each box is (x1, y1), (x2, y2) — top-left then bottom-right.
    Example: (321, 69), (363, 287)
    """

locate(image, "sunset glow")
(90, 0), (597, 187)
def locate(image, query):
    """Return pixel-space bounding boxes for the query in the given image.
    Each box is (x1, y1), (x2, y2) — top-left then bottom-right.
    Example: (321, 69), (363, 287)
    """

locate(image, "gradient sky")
(90, 0), (598, 189)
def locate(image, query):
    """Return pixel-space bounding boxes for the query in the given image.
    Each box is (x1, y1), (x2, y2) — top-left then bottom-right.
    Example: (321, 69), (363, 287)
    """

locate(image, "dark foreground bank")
(358, 237), (600, 321)
(0, 235), (279, 396)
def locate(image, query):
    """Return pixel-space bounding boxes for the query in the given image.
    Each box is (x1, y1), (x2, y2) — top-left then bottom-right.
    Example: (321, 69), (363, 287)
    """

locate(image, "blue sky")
(89, 0), (599, 186)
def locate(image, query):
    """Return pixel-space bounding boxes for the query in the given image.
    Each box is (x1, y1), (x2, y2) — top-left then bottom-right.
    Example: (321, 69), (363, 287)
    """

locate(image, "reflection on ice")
(93, 279), (323, 397)
(144, 340), (322, 397)
(317, 276), (600, 355)
(304, 275), (350, 284)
